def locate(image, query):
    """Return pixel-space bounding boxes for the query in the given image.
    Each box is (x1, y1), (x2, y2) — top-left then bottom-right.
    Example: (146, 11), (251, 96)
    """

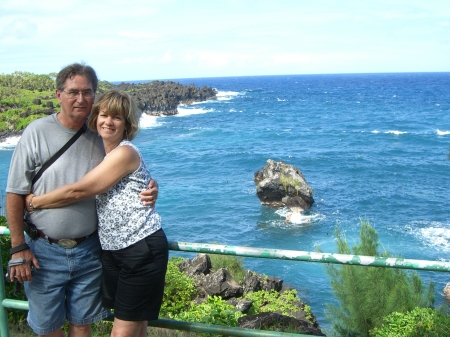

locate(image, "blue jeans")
(24, 231), (110, 335)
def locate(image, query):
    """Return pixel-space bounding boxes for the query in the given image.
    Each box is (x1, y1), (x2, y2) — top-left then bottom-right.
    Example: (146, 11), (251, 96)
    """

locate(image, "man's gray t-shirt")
(6, 114), (105, 239)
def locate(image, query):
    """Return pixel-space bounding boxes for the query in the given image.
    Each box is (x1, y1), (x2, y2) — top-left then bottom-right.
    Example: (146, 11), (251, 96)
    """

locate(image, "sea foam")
(216, 90), (240, 101)
(140, 113), (161, 129)
(177, 105), (213, 117)
(436, 129), (450, 136)
(419, 225), (450, 252)
(0, 136), (20, 149)
(385, 130), (407, 135)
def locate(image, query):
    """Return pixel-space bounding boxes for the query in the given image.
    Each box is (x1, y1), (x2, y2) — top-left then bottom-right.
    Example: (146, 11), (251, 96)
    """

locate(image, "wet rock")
(254, 159), (314, 211)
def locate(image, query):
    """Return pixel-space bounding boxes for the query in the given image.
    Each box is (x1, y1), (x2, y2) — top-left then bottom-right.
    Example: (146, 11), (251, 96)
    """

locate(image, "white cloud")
(119, 57), (155, 65)
(271, 54), (314, 65)
(0, 18), (37, 40)
(118, 31), (161, 40)
(181, 51), (252, 69)
(0, 0), (449, 80)
(160, 51), (172, 63)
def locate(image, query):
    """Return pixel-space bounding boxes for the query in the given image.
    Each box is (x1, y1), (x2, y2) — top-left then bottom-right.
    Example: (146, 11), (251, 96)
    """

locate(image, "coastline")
(0, 130), (22, 144)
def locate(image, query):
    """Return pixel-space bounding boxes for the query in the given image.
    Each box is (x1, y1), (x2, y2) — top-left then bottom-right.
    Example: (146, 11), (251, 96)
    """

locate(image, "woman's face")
(97, 107), (126, 142)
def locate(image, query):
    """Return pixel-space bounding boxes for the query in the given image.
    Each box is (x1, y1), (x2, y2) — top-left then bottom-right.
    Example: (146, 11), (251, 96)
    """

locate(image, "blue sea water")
(1, 72), (450, 329)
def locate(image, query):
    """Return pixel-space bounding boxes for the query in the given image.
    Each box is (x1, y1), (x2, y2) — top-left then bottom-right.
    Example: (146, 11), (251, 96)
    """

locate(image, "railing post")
(0, 240), (10, 337)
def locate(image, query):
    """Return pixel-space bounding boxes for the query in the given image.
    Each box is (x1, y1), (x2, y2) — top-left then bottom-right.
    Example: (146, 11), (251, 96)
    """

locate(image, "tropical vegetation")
(0, 70), (217, 135)
(0, 71), (59, 132)
(320, 220), (437, 337)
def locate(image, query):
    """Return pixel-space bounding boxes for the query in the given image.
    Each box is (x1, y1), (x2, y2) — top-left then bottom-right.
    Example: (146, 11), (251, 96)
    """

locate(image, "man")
(6, 63), (158, 337)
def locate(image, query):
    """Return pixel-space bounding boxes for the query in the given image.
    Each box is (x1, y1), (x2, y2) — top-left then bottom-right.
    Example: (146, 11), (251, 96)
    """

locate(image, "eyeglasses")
(62, 90), (95, 99)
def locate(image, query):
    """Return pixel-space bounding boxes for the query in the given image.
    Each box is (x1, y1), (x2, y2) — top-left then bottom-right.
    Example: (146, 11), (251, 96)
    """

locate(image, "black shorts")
(101, 229), (169, 321)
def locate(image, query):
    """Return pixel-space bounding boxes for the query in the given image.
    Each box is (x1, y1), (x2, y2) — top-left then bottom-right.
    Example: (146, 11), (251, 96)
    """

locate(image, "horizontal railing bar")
(147, 318), (314, 337)
(0, 227), (448, 272)
(2, 299), (28, 311)
(3, 300), (312, 337)
(169, 241), (450, 272)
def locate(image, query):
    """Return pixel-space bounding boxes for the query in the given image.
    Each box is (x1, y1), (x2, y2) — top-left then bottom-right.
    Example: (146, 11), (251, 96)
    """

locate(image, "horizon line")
(110, 71), (450, 84)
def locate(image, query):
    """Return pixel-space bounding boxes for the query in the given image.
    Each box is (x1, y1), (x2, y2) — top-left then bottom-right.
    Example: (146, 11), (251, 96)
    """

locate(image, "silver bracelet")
(28, 195), (35, 212)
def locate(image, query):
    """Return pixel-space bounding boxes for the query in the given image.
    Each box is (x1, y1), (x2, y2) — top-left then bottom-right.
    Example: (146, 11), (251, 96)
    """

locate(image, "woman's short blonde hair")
(87, 90), (141, 140)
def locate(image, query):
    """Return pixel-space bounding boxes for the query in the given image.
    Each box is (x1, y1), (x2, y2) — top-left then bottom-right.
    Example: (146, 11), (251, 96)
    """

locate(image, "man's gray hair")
(55, 62), (98, 92)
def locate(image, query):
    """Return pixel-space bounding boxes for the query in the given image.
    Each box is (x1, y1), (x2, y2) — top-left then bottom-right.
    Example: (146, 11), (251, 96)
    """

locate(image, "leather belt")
(36, 228), (90, 249)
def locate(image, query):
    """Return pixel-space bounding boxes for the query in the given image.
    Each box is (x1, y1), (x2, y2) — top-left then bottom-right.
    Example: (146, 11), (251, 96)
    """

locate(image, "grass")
(7, 322), (200, 337)
(209, 249), (247, 283)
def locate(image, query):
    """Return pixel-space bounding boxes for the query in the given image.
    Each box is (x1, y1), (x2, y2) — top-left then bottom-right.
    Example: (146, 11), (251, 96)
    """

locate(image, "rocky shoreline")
(107, 80), (217, 116)
(0, 130), (23, 143)
(0, 80), (217, 142)
(179, 253), (325, 335)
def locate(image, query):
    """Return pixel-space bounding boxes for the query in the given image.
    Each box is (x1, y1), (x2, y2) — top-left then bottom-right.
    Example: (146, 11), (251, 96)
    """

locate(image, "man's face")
(56, 75), (95, 123)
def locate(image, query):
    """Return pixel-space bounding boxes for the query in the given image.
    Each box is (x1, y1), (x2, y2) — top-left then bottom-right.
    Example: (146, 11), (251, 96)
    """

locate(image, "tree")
(322, 220), (434, 337)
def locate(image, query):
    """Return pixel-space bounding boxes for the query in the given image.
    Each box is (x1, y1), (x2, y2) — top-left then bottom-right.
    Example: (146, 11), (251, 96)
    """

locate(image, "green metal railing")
(2, 226), (450, 337)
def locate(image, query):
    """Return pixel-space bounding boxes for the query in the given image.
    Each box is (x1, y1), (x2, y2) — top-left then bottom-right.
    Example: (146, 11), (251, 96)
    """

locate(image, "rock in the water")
(254, 159), (314, 211)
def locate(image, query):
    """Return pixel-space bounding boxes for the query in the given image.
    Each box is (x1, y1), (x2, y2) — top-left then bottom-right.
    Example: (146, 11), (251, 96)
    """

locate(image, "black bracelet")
(10, 243), (30, 255)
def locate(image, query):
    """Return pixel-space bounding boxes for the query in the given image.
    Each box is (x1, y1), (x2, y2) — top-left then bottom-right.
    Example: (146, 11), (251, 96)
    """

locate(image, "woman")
(26, 90), (168, 337)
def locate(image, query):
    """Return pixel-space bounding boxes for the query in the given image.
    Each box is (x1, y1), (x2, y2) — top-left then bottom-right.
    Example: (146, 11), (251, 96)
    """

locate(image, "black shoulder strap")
(31, 124), (87, 186)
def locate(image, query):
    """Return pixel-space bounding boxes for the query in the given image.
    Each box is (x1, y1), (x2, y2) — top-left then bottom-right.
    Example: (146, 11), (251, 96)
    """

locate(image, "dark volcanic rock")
(107, 80), (217, 116)
(201, 268), (243, 299)
(254, 159), (314, 211)
(0, 130), (22, 143)
(238, 313), (325, 336)
(243, 271), (283, 294)
(176, 254), (325, 335)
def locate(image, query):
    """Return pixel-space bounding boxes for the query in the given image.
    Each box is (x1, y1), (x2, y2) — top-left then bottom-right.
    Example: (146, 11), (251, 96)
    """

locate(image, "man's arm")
(6, 193), (39, 283)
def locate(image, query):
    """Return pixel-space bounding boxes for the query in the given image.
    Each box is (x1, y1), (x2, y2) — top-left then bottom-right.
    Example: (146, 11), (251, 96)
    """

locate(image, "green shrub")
(320, 220), (435, 337)
(0, 72), (57, 131)
(0, 72), (54, 91)
(160, 257), (197, 317)
(15, 115), (44, 130)
(244, 289), (310, 321)
(371, 307), (450, 337)
(209, 254), (247, 283)
(171, 295), (245, 327)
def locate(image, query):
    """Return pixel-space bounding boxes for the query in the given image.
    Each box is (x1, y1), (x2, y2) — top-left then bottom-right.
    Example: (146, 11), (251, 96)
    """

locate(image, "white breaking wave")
(275, 207), (324, 225)
(177, 105), (214, 117)
(140, 113), (162, 129)
(0, 136), (20, 149)
(385, 130), (407, 135)
(417, 224), (450, 252)
(436, 129), (450, 136)
(216, 90), (240, 101)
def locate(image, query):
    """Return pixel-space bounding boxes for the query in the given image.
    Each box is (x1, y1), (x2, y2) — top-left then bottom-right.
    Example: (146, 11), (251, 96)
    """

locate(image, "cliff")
(0, 71), (217, 140)
(110, 80), (217, 116)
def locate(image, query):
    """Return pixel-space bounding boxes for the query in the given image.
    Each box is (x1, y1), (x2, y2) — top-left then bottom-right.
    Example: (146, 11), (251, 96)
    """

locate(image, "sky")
(1, 0), (449, 82)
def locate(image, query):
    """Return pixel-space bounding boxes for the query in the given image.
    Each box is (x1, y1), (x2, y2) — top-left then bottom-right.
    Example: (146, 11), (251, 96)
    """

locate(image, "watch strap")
(10, 243), (30, 255)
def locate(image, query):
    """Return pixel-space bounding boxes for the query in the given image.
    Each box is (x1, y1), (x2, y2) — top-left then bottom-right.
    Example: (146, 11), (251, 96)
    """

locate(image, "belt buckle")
(57, 239), (77, 249)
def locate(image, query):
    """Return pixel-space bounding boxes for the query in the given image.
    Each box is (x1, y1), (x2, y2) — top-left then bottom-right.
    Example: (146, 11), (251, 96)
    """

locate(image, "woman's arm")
(28, 145), (140, 210)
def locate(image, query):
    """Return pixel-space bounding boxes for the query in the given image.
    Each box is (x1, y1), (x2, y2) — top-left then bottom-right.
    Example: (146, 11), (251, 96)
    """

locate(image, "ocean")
(1, 72), (449, 329)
